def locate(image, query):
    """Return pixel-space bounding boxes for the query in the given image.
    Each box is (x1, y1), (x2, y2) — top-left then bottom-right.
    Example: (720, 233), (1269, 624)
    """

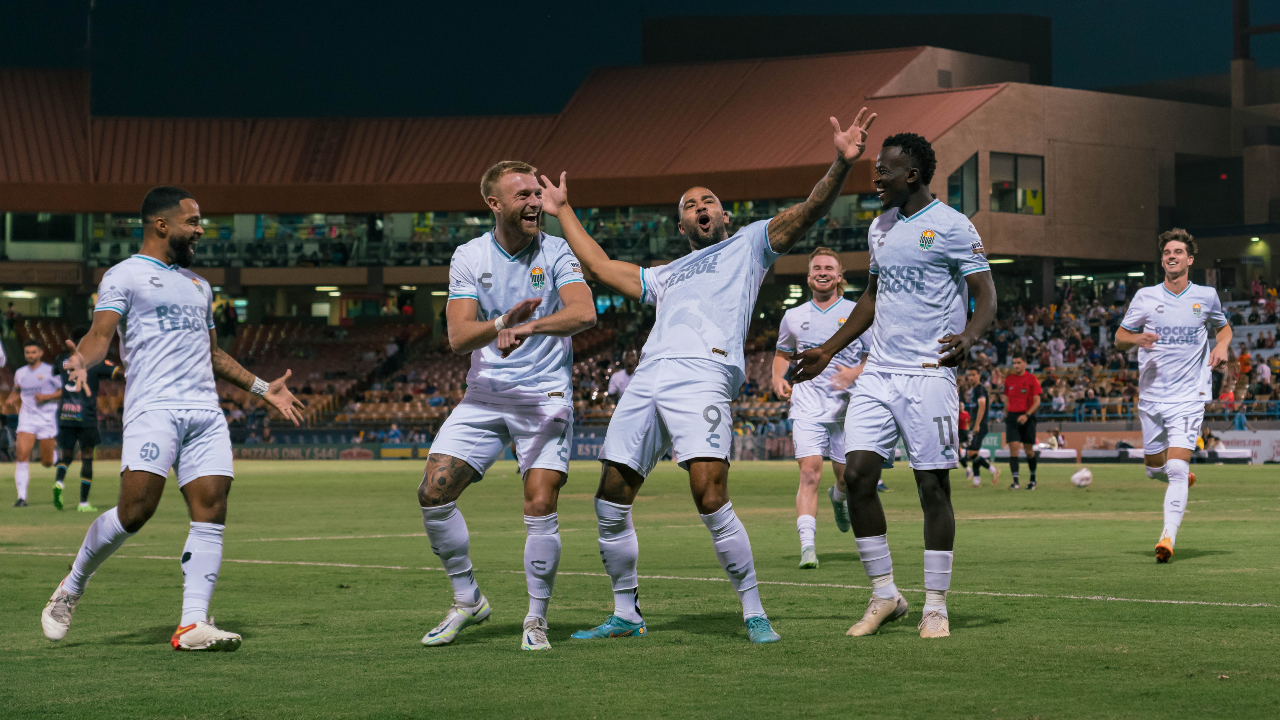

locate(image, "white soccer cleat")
(41, 578), (82, 641)
(422, 596), (491, 646)
(171, 618), (242, 651)
(918, 610), (951, 638)
(521, 617), (551, 650)
(847, 593), (909, 636)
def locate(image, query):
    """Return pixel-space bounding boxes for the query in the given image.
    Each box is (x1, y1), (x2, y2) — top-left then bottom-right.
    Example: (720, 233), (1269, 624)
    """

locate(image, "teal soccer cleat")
(570, 615), (646, 639)
(829, 486), (850, 532)
(746, 616), (781, 644)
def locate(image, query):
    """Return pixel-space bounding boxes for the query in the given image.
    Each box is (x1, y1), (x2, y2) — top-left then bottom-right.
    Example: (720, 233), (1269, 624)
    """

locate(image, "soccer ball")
(1070, 467), (1093, 488)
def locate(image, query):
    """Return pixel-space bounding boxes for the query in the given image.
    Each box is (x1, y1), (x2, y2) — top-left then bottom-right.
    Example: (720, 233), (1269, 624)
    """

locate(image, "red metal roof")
(0, 69), (89, 183)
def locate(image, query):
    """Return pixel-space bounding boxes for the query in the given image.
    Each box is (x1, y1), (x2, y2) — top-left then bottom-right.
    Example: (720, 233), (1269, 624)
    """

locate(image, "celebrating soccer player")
(541, 107), (878, 644)
(793, 133), (997, 639)
(416, 161), (596, 651)
(7, 340), (62, 507)
(42, 186), (305, 651)
(1114, 229), (1230, 563)
(52, 326), (122, 511)
(772, 248), (869, 569)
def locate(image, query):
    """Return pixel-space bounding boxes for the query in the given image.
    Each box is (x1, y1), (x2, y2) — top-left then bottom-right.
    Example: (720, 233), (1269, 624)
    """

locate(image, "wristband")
(250, 377), (269, 396)
(494, 315), (507, 332)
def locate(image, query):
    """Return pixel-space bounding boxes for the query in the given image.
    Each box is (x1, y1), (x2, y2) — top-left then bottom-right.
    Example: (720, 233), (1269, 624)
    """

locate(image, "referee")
(52, 327), (121, 511)
(1002, 355), (1042, 490)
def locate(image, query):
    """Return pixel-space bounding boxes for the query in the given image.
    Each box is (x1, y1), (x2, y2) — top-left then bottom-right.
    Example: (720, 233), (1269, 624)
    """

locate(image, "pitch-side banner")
(1217, 431), (1280, 463)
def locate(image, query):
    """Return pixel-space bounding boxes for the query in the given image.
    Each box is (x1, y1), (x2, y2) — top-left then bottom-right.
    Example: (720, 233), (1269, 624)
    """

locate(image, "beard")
(168, 233), (196, 268)
(682, 217), (728, 250)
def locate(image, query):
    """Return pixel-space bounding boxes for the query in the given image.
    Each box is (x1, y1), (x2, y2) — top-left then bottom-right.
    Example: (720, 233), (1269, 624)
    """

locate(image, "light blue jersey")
(778, 297), (868, 422)
(95, 255), (220, 424)
(639, 219), (780, 384)
(1120, 283), (1226, 403)
(865, 200), (989, 377)
(448, 232), (587, 405)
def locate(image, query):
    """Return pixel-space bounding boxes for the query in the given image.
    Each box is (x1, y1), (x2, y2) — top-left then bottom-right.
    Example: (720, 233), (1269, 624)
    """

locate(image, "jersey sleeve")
(1204, 293), (1227, 329)
(1119, 295), (1148, 332)
(751, 219), (783, 268)
(204, 280), (216, 330)
(550, 239), (587, 290)
(94, 266), (131, 316)
(944, 218), (991, 277)
(776, 314), (796, 353)
(639, 266), (660, 306)
(447, 248), (478, 301)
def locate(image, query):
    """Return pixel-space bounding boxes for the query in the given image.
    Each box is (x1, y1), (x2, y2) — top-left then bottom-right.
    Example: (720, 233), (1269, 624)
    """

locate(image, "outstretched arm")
(541, 173), (644, 300)
(209, 329), (305, 426)
(792, 278), (878, 383)
(62, 310), (122, 391)
(766, 108), (877, 254)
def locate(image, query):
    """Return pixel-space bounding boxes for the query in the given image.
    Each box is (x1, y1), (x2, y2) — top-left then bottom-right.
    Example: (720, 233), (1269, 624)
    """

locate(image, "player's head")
(481, 161), (542, 242)
(874, 133), (937, 210)
(966, 367), (981, 385)
(23, 339), (43, 365)
(141, 186), (201, 268)
(807, 247), (845, 296)
(677, 186), (730, 249)
(1158, 228), (1196, 280)
(70, 326), (89, 344)
(1011, 355), (1026, 374)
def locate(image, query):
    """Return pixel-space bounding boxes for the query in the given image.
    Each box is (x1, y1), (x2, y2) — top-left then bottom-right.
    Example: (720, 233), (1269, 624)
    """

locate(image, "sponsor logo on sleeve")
(970, 240), (985, 256)
(530, 267), (546, 290)
(569, 261), (582, 274)
(919, 229), (936, 251)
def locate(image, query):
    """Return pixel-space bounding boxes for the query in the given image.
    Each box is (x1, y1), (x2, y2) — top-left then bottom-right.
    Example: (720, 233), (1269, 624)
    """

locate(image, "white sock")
(855, 534), (898, 599)
(830, 485), (847, 502)
(1146, 464), (1169, 482)
(796, 514), (816, 550)
(180, 522), (224, 626)
(923, 550), (953, 617)
(1162, 459), (1190, 544)
(66, 507), (134, 595)
(595, 498), (641, 623)
(523, 513), (560, 623)
(15, 461), (29, 500)
(421, 503), (480, 605)
(700, 502), (765, 620)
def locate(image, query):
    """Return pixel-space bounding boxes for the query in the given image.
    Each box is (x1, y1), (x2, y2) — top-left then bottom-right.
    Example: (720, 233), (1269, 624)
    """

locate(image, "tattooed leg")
(418, 454), (481, 507)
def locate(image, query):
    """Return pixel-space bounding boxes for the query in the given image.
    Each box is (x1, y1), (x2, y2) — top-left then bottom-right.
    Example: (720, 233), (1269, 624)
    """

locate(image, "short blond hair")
(808, 246), (845, 294)
(480, 160), (537, 202)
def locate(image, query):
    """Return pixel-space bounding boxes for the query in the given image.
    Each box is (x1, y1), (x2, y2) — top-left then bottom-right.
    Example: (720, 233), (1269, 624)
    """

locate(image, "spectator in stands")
(1238, 344), (1252, 381)
(261, 427), (275, 444)
(385, 337), (399, 358)
(227, 406), (245, 425)
(1231, 402), (1253, 431)
(1257, 360), (1272, 390)
(218, 302), (238, 339)
(1078, 388), (1101, 421)
(1046, 426), (1067, 450)
(608, 356), (637, 398)
(245, 431), (261, 445)
(1047, 334), (1065, 368)
(1050, 388), (1066, 414)
(387, 423), (402, 442)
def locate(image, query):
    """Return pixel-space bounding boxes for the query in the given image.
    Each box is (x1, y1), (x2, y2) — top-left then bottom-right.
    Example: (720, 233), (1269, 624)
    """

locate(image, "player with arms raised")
(416, 161), (595, 651)
(1114, 229), (1229, 563)
(41, 186), (304, 651)
(772, 248), (869, 569)
(542, 108), (878, 644)
(8, 340), (62, 507)
(794, 133), (997, 639)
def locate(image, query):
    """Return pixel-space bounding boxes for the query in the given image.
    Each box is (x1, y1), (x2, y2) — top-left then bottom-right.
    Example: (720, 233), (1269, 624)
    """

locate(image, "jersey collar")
(489, 232), (538, 262)
(896, 199), (940, 223)
(132, 253), (177, 271)
(809, 297), (844, 314)
(1161, 281), (1192, 298)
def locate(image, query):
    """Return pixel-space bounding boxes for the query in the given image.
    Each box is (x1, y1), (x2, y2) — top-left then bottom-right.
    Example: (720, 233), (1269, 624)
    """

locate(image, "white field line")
(3, 550), (1273, 609)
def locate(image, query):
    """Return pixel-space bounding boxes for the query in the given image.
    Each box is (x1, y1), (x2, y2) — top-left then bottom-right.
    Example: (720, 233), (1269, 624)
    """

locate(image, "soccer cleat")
(521, 617), (551, 650)
(847, 593), (909, 636)
(991, 466), (1001, 486)
(964, 467), (973, 482)
(14, 498), (28, 507)
(1189, 472), (1196, 488)
(918, 610), (951, 638)
(1027, 480), (1037, 491)
(571, 615), (647, 639)
(41, 578), (82, 641)
(829, 486), (850, 533)
(53, 483), (64, 510)
(798, 546), (819, 569)
(745, 616), (781, 644)
(171, 618), (242, 651)
(1155, 536), (1174, 563)
(421, 596), (491, 646)
(1009, 481), (1020, 490)
(77, 503), (98, 513)
(876, 481), (889, 493)
(972, 476), (981, 488)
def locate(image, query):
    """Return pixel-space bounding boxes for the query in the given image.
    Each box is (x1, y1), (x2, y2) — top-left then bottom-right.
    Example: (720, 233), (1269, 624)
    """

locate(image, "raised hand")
(264, 369), (306, 426)
(498, 325), (536, 358)
(504, 298), (543, 327)
(831, 107), (877, 165)
(539, 172), (568, 217)
(792, 347), (834, 384)
(62, 339), (88, 396)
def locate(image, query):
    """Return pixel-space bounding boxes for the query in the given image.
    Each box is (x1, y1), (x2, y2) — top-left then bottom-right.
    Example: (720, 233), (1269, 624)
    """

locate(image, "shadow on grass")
(1120, 549), (1233, 561)
(650, 611), (744, 636)
(948, 614), (1009, 630)
(112, 624), (179, 645)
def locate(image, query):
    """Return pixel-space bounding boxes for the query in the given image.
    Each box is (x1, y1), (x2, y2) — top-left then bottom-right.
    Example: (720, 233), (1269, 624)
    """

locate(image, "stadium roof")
(0, 49), (1004, 213)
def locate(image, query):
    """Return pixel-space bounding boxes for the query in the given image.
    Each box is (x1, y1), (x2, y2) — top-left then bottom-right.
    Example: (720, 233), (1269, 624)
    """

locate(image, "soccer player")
(1115, 229), (1229, 563)
(8, 340), (62, 507)
(42, 186), (304, 651)
(52, 327), (121, 511)
(772, 248), (869, 569)
(1002, 356), (1041, 490)
(416, 161), (596, 651)
(793, 132), (996, 639)
(543, 108), (879, 645)
(960, 368), (998, 487)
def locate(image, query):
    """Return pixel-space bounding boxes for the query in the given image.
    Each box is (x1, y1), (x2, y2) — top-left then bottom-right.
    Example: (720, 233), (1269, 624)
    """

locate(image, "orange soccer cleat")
(1155, 536), (1174, 563)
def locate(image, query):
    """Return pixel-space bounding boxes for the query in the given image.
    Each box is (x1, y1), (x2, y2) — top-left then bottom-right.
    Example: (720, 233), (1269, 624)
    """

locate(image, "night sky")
(4, 0), (1278, 118)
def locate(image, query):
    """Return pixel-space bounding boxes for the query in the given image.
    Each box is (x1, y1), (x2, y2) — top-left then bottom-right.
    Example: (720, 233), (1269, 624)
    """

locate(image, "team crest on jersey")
(1192, 303), (1202, 317)
(919, 229), (936, 250)
(530, 266), (546, 290)
(838, 317), (847, 326)
(192, 278), (205, 296)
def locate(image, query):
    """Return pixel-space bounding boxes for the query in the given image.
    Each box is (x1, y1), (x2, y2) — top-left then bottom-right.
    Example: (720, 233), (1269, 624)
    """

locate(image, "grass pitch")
(2, 459), (1278, 719)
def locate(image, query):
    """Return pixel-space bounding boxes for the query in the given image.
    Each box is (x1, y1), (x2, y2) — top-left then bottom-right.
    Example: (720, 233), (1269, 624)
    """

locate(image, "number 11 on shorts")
(933, 416), (956, 460)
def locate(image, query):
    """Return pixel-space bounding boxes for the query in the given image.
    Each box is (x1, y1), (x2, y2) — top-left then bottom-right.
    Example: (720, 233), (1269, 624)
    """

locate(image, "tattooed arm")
(767, 107), (877, 254)
(209, 329), (306, 425)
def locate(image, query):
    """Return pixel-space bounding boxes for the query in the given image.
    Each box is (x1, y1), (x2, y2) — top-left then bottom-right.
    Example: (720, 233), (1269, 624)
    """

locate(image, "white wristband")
(250, 377), (269, 396)
(494, 315), (507, 332)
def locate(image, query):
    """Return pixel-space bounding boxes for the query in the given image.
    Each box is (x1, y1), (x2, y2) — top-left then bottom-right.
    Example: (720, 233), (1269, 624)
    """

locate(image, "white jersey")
(639, 219), (780, 384)
(94, 255), (220, 425)
(1120, 282), (1226, 403)
(778, 298), (868, 422)
(865, 200), (989, 377)
(14, 362), (60, 427)
(447, 232), (586, 405)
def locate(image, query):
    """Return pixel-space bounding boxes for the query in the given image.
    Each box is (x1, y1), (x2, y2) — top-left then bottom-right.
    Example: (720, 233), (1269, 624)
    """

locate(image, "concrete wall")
(875, 47), (1031, 96)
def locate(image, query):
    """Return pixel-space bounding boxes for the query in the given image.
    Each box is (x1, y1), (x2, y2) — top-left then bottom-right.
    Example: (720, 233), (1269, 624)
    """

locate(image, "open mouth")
(521, 211), (540, 227)
(696, 212), (712, 232)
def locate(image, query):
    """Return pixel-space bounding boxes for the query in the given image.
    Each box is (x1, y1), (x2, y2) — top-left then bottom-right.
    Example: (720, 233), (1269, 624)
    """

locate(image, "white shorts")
(429, 397), (573, 476)
(792, 419), (844, 461)
(16, 414), (58, 440)
(844, 369), (959, 471)
(1138, 399), (1204, 456)
(122, 408), (234, 487)
(600, 358), (735, 476)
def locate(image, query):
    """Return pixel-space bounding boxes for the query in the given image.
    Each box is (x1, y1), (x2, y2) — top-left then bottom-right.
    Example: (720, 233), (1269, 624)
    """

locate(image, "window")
(10, 212), (77, 241)
(946, 153), (978, 218)
(990, 152), (1044, 215)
